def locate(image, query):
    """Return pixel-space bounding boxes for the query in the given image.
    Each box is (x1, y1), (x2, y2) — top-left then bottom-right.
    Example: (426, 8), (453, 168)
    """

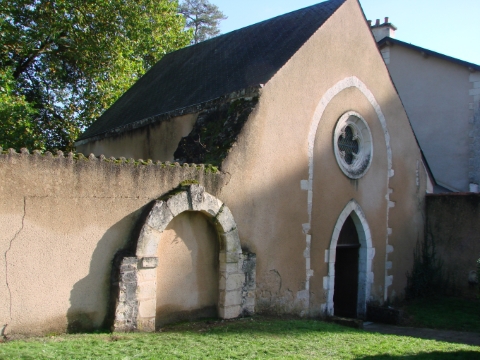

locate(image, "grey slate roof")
(78, 0), (346, 142)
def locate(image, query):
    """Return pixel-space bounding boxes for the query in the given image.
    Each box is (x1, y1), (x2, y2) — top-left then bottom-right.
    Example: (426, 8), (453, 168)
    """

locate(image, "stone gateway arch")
(112, 184), (256, 331)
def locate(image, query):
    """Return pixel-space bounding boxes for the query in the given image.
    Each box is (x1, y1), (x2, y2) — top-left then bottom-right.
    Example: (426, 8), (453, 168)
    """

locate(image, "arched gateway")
(112, 184), (256, 332)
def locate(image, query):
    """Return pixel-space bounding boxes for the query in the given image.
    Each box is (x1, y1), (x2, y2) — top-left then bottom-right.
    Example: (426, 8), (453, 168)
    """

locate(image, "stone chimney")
(369, 17), (397, 42)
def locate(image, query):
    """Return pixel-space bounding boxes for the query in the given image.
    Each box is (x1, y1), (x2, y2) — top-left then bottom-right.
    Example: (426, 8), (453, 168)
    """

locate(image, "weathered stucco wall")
(0, 150), (226, 335)
(386, 45), (472, 192)
(77, 114), (198, 162)
(426, 194), (480, 297)
(218, 0), (426, 314)
(1, 0), (429, 335)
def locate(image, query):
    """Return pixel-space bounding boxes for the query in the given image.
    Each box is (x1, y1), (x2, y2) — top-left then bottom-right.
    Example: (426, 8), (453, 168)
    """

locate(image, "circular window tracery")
(333, 112), (373, 179)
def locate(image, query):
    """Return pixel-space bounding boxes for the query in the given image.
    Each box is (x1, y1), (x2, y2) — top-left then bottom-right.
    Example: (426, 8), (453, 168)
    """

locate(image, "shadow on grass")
(161, 316), (360, 336)
(360, 351), (480, 359)
(364, 323), (480, 347)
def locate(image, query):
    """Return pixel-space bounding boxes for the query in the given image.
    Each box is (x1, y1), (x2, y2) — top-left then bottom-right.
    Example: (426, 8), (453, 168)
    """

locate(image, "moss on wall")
(174, 96), (259, 168)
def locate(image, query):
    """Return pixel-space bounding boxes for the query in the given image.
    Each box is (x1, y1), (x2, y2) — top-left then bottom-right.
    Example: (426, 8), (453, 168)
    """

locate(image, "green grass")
(1, 317), (479, 359)
(403, 297), (480, 333)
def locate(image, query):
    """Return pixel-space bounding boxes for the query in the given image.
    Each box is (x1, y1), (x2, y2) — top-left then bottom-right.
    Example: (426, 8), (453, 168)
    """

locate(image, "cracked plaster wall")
(0, 150), (226, 335)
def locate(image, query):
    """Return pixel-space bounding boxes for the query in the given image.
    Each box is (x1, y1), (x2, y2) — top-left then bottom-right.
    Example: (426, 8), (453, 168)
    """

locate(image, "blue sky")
(213, 0), (480, 65)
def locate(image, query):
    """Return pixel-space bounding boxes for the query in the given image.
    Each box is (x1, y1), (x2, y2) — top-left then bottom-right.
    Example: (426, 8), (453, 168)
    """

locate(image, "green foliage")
(179, 0), (227, 44)
(1, 318), (479, 359)
(405, 235), (447, 300)
(404, 297), (480, 333)
(0, 68), (43, 150)
(174, 97), (258, 168)
(0, 0), (192, 151)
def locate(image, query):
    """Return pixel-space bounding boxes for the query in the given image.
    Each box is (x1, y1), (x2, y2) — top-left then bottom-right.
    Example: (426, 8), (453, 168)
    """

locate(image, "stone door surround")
(113, 184), (255, 332)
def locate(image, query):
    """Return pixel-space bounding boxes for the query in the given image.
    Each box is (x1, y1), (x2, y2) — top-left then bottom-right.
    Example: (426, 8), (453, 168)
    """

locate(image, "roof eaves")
(75, 85), (263, 146)
(378, 37), (480, 72)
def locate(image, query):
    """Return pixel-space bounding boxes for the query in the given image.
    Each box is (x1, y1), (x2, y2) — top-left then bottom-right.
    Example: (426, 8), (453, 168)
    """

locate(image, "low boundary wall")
(0, 149), (227, 335)
(426, 193), (480, 297)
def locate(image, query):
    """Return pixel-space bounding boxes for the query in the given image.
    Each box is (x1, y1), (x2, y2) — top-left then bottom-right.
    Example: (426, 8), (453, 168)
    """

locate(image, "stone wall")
(0, 148), (242, 335)
(426, 193), (480, 297)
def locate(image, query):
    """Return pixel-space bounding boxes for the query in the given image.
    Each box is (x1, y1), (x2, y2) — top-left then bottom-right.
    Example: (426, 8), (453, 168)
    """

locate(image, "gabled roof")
(78, 0), (347, 142)
(378, 37), (480, 72)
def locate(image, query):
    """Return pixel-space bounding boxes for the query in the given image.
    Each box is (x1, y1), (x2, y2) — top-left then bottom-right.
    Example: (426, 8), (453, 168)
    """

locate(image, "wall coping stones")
(0, 147), (219, 173)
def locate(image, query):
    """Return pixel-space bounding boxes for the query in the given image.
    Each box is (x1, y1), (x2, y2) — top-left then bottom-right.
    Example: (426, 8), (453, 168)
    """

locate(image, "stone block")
(189, 184), (205, 205)
(368, 272), (374, 283)
(225, 251), (240, 263)
(243, 297), (255, 307)
(225, 262), (240, 274)
(125, 283), (137, 301)
(220, 230), (241, 254)
(328, 261), (335, 274)
(218, 273), (227, 290)
(328, 249), (336, 263)
(243, 305), (255, 315)
(190, 185), (224, 216)
(137, 268), (156, 282)
(146, 201), (174, 232)
(114, 311), (126, 322)
(118, 290), (127, 302)
(167, 191), (189, 217)
(221, 289), (242, 306)
(121, 257), (138, 266)
(300, 180), (311, 191)
(121, 271), (137, 284)
(136, 225), (162, 257)
(302, 223), (311, 235)
(323, 275), (334, 291)
(226, 273), (245, 291)
(219, 305), (241, 319)
(138, 299), (156, 318)
(215, 205), (237, 233)
(139, 257), (158, 269)
(470, 73), (480, 82)
(137, 282), (156, 300)
(137, 317), (155, 332)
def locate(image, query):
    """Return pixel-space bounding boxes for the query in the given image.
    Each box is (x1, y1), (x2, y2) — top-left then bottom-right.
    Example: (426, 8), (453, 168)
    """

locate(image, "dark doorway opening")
(334, 215), (360, 318)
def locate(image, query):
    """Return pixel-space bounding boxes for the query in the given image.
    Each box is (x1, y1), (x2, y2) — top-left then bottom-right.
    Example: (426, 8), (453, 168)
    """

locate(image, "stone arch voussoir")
(113, 184), (255, 332)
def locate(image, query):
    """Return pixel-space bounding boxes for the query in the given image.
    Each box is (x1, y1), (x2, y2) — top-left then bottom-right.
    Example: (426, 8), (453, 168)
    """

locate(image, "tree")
(0, 0), (192, 151)
(179, 0), (227, 44)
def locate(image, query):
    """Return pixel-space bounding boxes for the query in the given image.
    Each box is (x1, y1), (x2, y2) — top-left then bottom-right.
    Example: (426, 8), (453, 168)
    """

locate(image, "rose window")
(333, 112), (373, 179)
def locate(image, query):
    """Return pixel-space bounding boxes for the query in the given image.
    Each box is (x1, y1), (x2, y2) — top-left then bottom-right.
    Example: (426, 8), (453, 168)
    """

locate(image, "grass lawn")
(1, 317), (479, 359)
(403, 297), (480, 333)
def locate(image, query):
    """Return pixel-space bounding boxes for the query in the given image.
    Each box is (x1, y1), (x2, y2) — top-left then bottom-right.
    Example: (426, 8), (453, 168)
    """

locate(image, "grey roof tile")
(79, 0), (346, 141)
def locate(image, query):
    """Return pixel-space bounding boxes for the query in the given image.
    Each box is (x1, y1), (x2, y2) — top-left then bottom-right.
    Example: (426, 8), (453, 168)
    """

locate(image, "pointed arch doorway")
(333, 215), (360, 318)
(324, 200), (375, 319)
